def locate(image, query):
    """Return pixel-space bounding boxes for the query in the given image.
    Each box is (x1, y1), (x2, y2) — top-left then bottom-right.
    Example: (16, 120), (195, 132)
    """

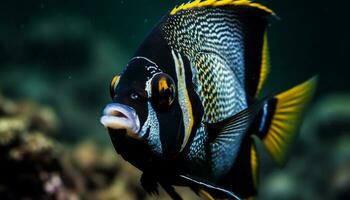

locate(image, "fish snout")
(100, 103), (141, 139)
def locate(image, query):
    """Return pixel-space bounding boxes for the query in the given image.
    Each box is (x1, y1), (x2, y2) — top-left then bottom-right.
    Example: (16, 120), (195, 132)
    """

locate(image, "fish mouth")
(100, 103), (141, 140)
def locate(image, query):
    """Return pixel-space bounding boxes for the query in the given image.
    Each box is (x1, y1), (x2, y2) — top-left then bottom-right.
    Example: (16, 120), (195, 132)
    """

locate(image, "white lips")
(100, 103), (141, 138)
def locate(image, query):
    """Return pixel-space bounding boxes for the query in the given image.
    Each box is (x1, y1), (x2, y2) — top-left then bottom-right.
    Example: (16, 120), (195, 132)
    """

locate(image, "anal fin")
(250, 143), (259, 189)
(221, 136), (259, 199)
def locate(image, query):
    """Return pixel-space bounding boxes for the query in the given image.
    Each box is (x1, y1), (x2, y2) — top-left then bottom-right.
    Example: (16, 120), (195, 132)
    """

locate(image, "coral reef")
(0, 93), (199, 200)
(0, 93), (144, 200)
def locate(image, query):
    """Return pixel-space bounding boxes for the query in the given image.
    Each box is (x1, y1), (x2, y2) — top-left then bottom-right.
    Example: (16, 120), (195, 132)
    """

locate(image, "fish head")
(101, 56), (192, 160)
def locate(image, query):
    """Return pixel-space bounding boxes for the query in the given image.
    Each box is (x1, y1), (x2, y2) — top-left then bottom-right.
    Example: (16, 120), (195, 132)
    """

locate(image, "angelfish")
(100, 1), (316, 199)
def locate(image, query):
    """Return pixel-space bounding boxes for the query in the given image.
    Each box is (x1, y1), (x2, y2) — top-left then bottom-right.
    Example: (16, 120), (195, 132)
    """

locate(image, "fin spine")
(171, 0), (274, 15)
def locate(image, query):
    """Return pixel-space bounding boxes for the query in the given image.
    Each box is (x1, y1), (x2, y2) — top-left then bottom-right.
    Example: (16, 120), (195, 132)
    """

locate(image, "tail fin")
(255, 77), (317, 165)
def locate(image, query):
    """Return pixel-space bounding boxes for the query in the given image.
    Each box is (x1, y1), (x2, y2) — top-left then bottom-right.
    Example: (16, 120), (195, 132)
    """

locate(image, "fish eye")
(150, 73), (176, 110)
(109, 75), (120, 99)
(130, 93), (139, 100)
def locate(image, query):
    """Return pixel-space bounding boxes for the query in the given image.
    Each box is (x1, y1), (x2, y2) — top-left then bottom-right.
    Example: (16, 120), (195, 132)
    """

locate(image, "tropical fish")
(100, 0), (316, 199)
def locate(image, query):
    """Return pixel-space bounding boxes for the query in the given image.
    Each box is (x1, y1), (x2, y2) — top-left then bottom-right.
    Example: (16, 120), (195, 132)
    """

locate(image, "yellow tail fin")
(262, 77), (317, 165)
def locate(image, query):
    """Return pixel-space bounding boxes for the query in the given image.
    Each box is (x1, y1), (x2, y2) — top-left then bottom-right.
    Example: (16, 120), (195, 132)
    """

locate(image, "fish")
(100, 0), (317, 199)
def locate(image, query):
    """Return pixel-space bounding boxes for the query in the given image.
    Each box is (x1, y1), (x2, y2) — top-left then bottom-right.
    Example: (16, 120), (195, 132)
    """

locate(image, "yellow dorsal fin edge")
(255, 31), (270, 97)
(263, 77), (317, 165)
(171, 0), (273, 15)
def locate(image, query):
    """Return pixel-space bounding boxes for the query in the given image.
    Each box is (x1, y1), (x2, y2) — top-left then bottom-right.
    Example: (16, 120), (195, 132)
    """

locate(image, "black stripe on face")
(157, 100), (185, 158)
(130, 16), (204, 158)
(132, 21), (186, 158)
(113, 58), (158, 128)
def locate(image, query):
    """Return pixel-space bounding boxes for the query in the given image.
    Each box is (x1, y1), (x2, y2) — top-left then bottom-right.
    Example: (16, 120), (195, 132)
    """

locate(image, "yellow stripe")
(198, 189), (215, 200)
(255, 31), (270, 97)
(183, 85), (194, 151)
(251, 144), (258, 188)
(111, 75), (120, 90)
(171, 0), (273, 15)
(172, 50), (194, 152)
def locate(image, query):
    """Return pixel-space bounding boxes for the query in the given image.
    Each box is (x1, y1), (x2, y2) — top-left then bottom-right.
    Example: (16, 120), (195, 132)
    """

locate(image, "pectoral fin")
(206, 99), (266, 141)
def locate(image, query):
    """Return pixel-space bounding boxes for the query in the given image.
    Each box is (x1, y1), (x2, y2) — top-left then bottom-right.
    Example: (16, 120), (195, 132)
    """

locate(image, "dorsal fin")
(244, 30), (270, 98)
(242, 12), (272, 99)
(169, 0), (274, 99)
(164, 0), (275, 104)
(171, 0), (274, 15)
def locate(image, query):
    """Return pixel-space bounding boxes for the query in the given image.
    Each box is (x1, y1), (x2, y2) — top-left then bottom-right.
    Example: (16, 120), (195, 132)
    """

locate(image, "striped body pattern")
(163, 8), (248, 123)
(162, 8), (251, 179)
(101, 1), (317, 199)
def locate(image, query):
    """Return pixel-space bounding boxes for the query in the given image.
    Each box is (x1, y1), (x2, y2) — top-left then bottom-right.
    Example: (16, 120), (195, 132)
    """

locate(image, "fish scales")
(162, 8), (248, 123)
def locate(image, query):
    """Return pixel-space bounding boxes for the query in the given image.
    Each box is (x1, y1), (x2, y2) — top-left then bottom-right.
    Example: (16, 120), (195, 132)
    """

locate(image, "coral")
(0, 94), (140, 199)
(0, 93), (198, 200)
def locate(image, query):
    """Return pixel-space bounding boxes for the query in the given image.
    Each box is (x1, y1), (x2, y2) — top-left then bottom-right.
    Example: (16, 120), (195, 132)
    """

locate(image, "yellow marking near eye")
(171, 0), (273, 15)
(111, 75), (120, 89)
(158, 77), (169, 91)
(157, 76), (176, 106)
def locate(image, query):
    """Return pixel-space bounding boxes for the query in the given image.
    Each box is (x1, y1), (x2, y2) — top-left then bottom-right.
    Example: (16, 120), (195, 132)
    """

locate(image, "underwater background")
(0, 0), (349, 199)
